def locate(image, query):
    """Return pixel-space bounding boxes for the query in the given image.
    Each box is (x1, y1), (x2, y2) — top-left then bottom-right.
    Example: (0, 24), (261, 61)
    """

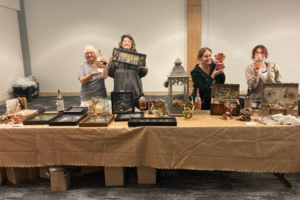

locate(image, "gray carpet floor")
(1, 96), (300, 199)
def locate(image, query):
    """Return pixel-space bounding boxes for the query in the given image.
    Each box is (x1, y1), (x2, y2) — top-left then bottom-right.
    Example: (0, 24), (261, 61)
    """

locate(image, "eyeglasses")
(85, 52), (95, 55)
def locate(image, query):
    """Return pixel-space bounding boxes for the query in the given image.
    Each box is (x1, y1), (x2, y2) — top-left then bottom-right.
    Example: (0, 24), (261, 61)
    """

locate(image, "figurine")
(237, 108), (254, 121)
(56, 89), (64, 111)
(214, 53), (226, 70)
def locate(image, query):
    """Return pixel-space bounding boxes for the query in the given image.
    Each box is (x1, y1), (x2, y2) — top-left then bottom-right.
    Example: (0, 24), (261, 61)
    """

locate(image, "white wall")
(202, 0), (300, 91)
(0, 0), (24, 102)
(24, 0), (187, 94)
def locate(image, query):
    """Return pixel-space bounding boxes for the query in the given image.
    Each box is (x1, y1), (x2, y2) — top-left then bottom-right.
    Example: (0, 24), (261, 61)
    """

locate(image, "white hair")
(83, 45), (97, 58)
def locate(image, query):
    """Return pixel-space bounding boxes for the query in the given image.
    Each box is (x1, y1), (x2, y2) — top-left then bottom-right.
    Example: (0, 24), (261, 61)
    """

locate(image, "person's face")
(85, 51), (96, 62)
(199, 50), (212, 65)
(122, 37), (133, 50)
(254, 48), (266, 60)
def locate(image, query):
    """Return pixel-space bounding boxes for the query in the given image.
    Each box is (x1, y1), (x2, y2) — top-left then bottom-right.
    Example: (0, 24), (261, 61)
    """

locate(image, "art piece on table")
(210, 84), (240, 116)
(260, 83), (298, 117)
(6, 98), (20, 115)
(111, 92), (134, 114)
(148, 100), (166, 115)
(23, 113), (62, 125)
(49, 114), (86, 126)
(64, 106), (88, 115)
(115, 112), (144, 122)
(128, 117), (177, 127)
(214, 53), (226, 70)
(79, 115), (115, 127)
(112, 48), (146, 66)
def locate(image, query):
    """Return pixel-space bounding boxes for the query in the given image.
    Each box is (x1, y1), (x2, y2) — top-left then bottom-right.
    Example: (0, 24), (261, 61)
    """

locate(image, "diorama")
(49, 114), (87, 126)
(79, 115), (115, 127)
(23, 113), (62, 125)
(112, 48), (146, 66)
(115, 112), (144, 122)
(128, 117), (177, 127)
(111, 92), (135, 114)
(148, 99), (166, 115)
(259, 83), (298, 117)
(210, 84), (240, 116)
(64, 106), (88, 114)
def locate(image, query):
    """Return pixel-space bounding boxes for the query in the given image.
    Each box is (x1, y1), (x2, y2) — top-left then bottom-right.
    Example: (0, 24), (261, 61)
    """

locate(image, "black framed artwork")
(115, 112), (144, 122)
(111, 92), (135, 114)
(79, 115), (115, 127)
(49, 114), (87, 126)
(23, 113), (62, 125)
(112, 48), (146, 66)
(128, 117), (177, 127)
(64, 106), (88, 115)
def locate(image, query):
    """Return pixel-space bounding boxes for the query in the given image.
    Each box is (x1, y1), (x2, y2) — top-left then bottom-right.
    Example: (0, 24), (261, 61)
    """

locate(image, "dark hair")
(118, 34), (137, 52)
(197, 47), (212, 60)
(252, 45), (268, 59)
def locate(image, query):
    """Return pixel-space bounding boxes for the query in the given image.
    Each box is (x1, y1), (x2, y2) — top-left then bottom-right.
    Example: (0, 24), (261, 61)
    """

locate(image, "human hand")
(90, 70), (100, 76)
(109, 55), (113, 63)
(139, 62), (147, 71)
(211, 67), (224, 78)
(253, 62), (261, 72)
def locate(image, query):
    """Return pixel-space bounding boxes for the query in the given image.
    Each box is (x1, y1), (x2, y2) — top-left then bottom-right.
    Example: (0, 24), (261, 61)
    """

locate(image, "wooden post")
(187, 0), (201, 93)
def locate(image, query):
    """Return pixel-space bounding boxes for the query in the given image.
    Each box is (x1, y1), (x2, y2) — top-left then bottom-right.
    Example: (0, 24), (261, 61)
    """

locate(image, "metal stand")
(273, 173), (292, 188)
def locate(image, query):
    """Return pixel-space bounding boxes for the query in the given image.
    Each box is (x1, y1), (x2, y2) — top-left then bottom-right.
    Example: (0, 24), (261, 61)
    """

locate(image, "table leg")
(273, 173), (292, 188)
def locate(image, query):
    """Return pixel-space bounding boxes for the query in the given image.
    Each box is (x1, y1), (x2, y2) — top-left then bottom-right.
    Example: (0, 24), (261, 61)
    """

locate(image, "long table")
(1, 111), (300, 174)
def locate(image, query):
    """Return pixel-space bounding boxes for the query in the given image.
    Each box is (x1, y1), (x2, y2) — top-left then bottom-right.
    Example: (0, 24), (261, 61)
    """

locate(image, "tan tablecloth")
(1, 111), (300, 173)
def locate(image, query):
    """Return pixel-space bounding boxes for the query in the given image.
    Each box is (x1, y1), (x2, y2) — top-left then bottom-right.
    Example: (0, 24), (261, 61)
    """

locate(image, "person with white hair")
(78, 45), (108, 103)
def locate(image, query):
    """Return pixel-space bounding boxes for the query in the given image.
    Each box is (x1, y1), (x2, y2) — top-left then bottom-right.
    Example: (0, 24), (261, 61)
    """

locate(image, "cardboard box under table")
(50, 171), (71, 192)
(137, 166), (157, 184)
(6, 167), (28, 184)
(0, 168), (7, 186)
(210, 84), (240, 116)
(259, 83), (298, 117)
(104, 167), (125, 186)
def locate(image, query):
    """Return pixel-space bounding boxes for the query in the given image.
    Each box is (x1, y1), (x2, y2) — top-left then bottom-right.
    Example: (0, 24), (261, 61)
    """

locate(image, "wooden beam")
(187, 0), (201, 93)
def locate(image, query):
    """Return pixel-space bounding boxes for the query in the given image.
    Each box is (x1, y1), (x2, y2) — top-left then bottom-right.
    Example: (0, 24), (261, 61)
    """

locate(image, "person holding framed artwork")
(108, 34), (148, 100)
(78, 45), (108, 105)
(245, 45), (282, 108)
(191, 47), (226, 110)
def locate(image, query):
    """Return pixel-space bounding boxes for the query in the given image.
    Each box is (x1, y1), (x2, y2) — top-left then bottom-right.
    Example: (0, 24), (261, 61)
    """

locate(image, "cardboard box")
(104, 167), (124, 186)
(210, 84), (240, 116)
(0, 168), (7, 186)
(137, 166), (157, 184)
(39, 167), (50, 179)
(81, 166), (103, 174)
(6, 167), (28, 184)
(28, 167), (39, 179)
(50, 171), (71, 192)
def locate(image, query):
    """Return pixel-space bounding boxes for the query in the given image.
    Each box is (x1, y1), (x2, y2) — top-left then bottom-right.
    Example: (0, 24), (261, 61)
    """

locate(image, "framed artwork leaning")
(64, 106), (88, 114)
(115, 112), (144, 122)
(23, 113), (62, 125)
(79, 115), (115, 127)
(128, 117), (177, 127)
(112, 48), (146, 66)
(49, 114), (87, 126)
(111, 92), (135, 114)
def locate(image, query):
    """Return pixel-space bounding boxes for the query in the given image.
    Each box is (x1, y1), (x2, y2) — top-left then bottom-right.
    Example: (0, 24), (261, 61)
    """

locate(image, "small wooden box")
(210, 84), (240, 116)
(50, 171), (71, 192)
(259, 83), (298, 117)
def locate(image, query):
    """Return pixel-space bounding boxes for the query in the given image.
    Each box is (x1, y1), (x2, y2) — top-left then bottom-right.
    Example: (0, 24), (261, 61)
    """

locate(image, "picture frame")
(111, 92), (135, 114)
(64, 106), (88, 114)
(148, 99), (166, 114)
(112, 48), (146, 66)
(49, 114), (87, 126)
(115, 112), (144, 122)
(128, 117), (177, 127)
(23, 112), (62, 125)
(79, 114), (115, 127)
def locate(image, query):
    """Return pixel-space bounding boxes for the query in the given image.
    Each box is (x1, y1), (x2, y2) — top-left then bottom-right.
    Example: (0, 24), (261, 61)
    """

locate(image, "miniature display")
(236, 108), (254, 121)
(148, 100), (166, 115)
(115, 112), (144, 122)
(64, 106), (88, 115)
(214, 53), (226, 70)
(23, 113), (62, 125)
(79, 115), (115, 127)
(49, 114), (86, 126)
(111, 92), (134, 114)
(182, 99), (195, 120)
(128, 117), (177, 127)
(112, 48), (146, 66)
(56, 89), (64, 112)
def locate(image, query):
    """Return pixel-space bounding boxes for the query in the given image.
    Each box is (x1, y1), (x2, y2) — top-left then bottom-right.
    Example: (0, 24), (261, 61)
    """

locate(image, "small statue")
(56, 89), (64, 111)
(215, 53), (226, 70)
(237, 108), (254, 121)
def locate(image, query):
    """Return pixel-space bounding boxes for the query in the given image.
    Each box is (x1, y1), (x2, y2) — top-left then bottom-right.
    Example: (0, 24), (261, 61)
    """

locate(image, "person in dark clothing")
(191, 47), (226, 110)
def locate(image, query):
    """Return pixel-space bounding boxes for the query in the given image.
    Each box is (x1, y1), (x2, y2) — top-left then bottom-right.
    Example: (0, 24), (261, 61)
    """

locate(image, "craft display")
(182, 99), (194, 120)
(6, 98), (20, 115)
(111, 92), (135, 114)
(56, 89), (64, 112)
(214, 53), (226, 70)
(23, 113), (62, 125)
(114, 112), (144, 122)
(64, 106), (88, 115)
(112, 48), (146, 66)
(210, 84), (240, 116)
(128, 117), (177, 127)
(236, 108), (254, 121)
(259, 83), (298, 117)
(49, 114), (86, 126)
(148, 100), (166, 115)
(79, 115), (114, 127)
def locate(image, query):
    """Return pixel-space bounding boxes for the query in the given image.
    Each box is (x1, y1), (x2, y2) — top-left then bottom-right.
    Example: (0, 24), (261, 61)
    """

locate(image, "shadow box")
(112, 48), (146, 66)
(148, 100), (166, 114)
(23, 113), (62, 125)
(115, 112), (144, 122)
(210, 84), (240, 116)
(64, 106), (88, 114)
(111, 92), (135, 114)
(128, 117), (177, 127)
(49, 114), (87, 126)
(79, 115), (115, 127)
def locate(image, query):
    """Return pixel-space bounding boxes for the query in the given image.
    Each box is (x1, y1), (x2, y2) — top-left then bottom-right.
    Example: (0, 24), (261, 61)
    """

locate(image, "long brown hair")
(118, 34), (137, 52)
(197, 47), (212, 60)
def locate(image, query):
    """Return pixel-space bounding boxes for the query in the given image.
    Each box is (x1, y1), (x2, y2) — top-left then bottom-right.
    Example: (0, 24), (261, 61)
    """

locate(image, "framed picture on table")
(23, 113), (62, 125)
(79, 115), (115, 127)
(49, 114), (86, 126)
(128, 117), (177, 127)
(111, 92), (135, 114)
(64, 106), (88, 115)
(114, 112), (144, 122)
(112, 48), (147, 66)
